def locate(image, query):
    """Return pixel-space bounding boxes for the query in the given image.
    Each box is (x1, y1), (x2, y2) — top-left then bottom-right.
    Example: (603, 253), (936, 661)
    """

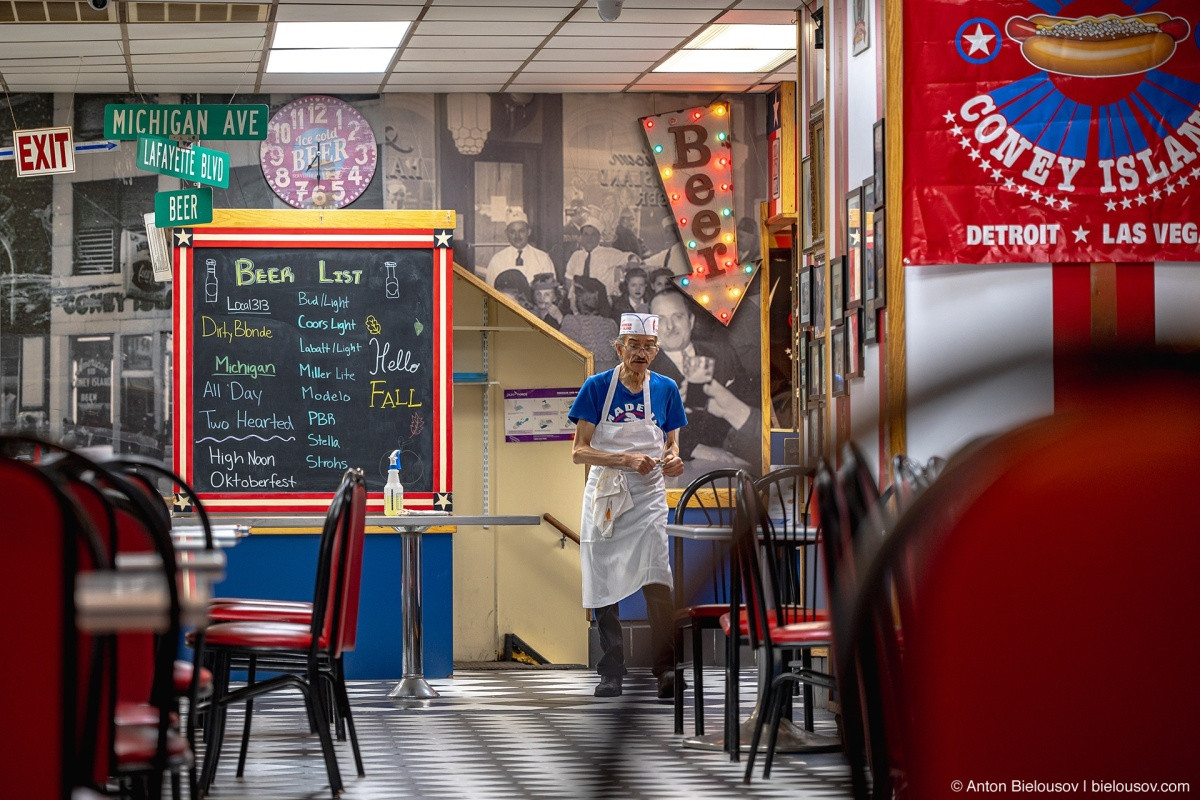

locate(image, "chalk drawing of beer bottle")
(204, 259), (219, 303)
(385, 260), (399, 299)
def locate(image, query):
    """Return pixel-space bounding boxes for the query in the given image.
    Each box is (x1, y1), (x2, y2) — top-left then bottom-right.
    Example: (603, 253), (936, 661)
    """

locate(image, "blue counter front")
(209, 531), (453, 680)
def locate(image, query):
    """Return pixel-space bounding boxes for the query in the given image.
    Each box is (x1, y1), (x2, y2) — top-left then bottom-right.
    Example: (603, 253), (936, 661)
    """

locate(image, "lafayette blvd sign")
(105, 103), (268, 141)
(155, 188), (213, 228)
(137, 136), (229, 188)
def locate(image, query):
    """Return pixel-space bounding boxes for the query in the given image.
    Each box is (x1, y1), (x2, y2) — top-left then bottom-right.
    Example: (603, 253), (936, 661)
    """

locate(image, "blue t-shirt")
(568, 369), (687, 433)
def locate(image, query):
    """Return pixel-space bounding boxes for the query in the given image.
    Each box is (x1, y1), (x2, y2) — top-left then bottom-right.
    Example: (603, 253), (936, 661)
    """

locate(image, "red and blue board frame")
(173, 209), (455, 514)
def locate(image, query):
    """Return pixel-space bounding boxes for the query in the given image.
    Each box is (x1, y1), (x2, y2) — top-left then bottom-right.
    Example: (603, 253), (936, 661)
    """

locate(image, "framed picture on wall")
(831, 325), (847, 397)
(801, 156), (814, 252)
(830, 254), (844, 324)
(807, 337), (825, 402)
(799, 261), (812, 329)
(845, 191), (863, 309)
(809, 104), (826, 250)
(874, 209), (887, 309)
(847, 310), (863, 378)
(797, 347), (809, 413)
(852, 0), (870, 55)
(806, 405), (823, 465)
(864, 204), (877, 302)
(811, 250), (827, 336)
(873, 119), (886, 209)
(864, 302), (879, 345)
(862, 177), (875, 215)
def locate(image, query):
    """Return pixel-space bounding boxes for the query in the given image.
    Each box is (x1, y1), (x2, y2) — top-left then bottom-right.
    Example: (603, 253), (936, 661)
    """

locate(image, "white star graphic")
(434, 493), (452, 510)
(1165, 182), (1176, 195)
(1191, 167), (1200, 179)
(1044, 195), (1057, 206)
(943, 110), (957, 123)
(959, 136), (972, 148)
(978, 159), (991, 172)
(1004, 178), (1015, 189)
(1136, 194), (1147, 206)
(1151, 188), (1162, 201)
(1017, 185), (1029, 196)
(173, 229), (193, 247)
(968, 148), (980, 160)
(434, 231), (452, 247)
(1031, 189), (1042, 201)
(1072, 227), (1090, 242)
(1105, 200), (1117, 212)
(1121, 197), (1133, 209)
(1059, 197), (1071, 210)
(950, 125), (963, 136)
(991, 169), (1002, 180)
(1181, 176), (1192, 188)
(963, 24), (995, 56)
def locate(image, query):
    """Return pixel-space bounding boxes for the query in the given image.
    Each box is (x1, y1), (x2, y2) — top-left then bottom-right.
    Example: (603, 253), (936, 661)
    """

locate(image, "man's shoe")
(656, 671), (686, 700)
(594, 675), (622, 697)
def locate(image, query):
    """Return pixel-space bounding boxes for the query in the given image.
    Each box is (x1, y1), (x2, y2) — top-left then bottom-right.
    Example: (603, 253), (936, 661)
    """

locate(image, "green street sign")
(155, 188), (213, 228)
(104, 103), (268, 141)
(136, 136), (230, 188)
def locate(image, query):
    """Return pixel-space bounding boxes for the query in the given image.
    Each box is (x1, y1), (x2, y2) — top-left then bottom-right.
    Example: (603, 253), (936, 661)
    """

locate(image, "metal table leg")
(388, 526), (440, 699)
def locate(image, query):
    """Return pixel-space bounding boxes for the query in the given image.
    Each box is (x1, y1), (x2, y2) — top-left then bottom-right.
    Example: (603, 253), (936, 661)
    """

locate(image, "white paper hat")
(505, 207), (528, 226)
(619, 313), (658, 337)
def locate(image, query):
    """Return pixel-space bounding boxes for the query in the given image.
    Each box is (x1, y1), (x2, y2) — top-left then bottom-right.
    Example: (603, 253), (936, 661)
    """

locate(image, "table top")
(666, 523), (734, 541)
(76, 570), (212, 632)
(177, 512), (543, 530)
(116, 549), (226, 576)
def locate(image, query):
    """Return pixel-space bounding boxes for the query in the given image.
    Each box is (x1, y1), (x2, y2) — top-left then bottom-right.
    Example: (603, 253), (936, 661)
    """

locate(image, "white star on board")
(1105, 200), (1117, 212)
(1180, 176), (1191, 188)
(978, 159), (991, 172)
(173, 229), (193, 247)
(1165, 182), (1177, 195)
(1072, 227), (1090, 242)
(959, 136), (972, 148)
(968, 148), (980, 160)
(963, 24), (996, 56)
(1191, 166), (1200, 179)
(434, 231), (452, 247)
(1004, 177), (1015, 189)
(434, 493), (452, 511)
(1044, 194), (1057, 206)
(1031, 189), (1042, 201)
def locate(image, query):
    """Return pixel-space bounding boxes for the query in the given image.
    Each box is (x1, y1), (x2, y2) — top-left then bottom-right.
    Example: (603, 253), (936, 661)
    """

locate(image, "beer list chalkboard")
(173, 210), (455, 514)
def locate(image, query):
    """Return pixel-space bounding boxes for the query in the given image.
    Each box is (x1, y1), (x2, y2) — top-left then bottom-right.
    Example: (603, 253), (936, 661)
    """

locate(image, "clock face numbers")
(260, 95), (378, 209)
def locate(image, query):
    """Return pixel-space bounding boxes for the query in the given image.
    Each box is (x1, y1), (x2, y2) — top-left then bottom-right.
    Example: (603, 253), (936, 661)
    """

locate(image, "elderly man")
(568, 312), (687, 699)
(648, 288), (761, 486)
(484, 210), (555, 287)
(565, 217), (628, 307)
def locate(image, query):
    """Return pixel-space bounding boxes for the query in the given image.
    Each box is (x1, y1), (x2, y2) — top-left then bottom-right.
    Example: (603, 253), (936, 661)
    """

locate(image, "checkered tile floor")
(197, 668), (851, 799)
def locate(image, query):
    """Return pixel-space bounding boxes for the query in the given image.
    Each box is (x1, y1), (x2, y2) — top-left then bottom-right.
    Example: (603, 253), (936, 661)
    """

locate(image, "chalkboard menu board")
(173, 210), (455, 514)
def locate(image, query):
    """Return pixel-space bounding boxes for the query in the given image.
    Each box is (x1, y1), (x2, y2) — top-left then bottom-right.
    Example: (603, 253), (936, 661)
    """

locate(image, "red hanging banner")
(903, 0), (1200, 265)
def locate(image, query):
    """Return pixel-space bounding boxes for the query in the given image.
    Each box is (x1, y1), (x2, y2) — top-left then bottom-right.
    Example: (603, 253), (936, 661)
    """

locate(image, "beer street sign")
(136, 135), (230, 188)
(155, 188), (213, 228)
(104, 103), (268, 141)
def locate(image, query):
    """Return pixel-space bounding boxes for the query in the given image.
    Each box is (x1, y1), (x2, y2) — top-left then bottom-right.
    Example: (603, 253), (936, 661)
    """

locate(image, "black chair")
(671, 467), (740, 736)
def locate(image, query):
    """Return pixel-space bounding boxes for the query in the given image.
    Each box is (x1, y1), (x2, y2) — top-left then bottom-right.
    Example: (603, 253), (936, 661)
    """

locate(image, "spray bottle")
(384, 449), (405, 516)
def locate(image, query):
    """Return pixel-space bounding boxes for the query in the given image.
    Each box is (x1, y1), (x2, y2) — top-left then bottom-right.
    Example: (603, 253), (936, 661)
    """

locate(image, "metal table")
(665, 523), (839, 754)
(194, 511), (542, 701)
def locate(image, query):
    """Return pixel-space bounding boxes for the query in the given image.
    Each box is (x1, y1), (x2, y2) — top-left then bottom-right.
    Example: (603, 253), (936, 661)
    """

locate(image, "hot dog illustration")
(1006, 13), (1191, 77)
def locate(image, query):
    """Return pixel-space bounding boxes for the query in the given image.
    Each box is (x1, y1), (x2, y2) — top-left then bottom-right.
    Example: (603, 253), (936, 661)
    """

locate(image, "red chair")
(843, 361), (1200, 798)
(197, 468), (366, 797)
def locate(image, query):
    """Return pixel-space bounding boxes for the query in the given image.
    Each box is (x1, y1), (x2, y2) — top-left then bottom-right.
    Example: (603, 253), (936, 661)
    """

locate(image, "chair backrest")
(105, 455), (213, 550)
(753, 466), (819, 621)
(0, 452), (106, 799)
(729, 470), (773, 651)
(333, 469), (367, 654)
(673, 467), (741, 605)
(308, 469), (362, 658)
(848, 370), (1200, 796)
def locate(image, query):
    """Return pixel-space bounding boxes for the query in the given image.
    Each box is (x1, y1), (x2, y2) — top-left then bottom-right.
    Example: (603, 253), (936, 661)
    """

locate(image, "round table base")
(682, 713), (841, 753)
(387, 676), (441, 699)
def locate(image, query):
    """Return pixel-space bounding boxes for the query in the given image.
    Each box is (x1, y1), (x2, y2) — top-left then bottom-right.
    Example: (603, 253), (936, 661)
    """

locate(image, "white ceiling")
(0, 0), (801, 96)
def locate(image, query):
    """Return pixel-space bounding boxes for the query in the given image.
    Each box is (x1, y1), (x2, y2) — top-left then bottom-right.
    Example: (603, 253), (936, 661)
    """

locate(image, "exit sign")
(13, 126), (75, 177)
(136, 135), (230, 188)
(155, 188), (213, 228)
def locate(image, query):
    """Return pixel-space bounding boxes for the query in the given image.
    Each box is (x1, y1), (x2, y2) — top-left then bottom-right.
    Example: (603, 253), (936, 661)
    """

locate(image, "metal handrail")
(542, 513), (580, 548)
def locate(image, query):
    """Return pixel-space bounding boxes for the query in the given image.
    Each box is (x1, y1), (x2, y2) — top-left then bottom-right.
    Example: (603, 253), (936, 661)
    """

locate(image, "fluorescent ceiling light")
(655, 49), (793, 74)
(689, 24), (796, 51)
(267, 48), (396, 74)
(273, 21), (409, 50)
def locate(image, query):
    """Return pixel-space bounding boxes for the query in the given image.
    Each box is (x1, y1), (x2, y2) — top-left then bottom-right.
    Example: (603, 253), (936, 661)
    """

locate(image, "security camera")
(87, 0), (110, 10)
(597, 0), (623, 23)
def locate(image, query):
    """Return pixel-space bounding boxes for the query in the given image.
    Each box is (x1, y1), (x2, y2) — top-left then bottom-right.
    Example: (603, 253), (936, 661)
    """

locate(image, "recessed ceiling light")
(272, 21), (409, 50)
(689, 24), (796, 51)
(655, 49), (793, 74)
(267, 48), (397, 74)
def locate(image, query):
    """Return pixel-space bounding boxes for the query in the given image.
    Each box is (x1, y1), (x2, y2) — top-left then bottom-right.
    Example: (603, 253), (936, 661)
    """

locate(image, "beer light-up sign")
(641, 102), (756, 326)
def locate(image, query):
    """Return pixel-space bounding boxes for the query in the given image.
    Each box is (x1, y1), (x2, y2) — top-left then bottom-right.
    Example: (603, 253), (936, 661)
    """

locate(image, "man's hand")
(661, 453), (684, 477)
(625, 453), (659, 475)
(702, 380), (752, 430)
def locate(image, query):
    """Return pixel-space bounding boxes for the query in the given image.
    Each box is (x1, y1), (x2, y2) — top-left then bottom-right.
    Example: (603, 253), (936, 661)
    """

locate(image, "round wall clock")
(259, 95), (378, 209)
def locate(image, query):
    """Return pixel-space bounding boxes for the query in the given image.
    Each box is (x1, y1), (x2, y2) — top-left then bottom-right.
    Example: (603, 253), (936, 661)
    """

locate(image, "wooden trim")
(209, 208), (455, 229)
(883, 0), (907, 472)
